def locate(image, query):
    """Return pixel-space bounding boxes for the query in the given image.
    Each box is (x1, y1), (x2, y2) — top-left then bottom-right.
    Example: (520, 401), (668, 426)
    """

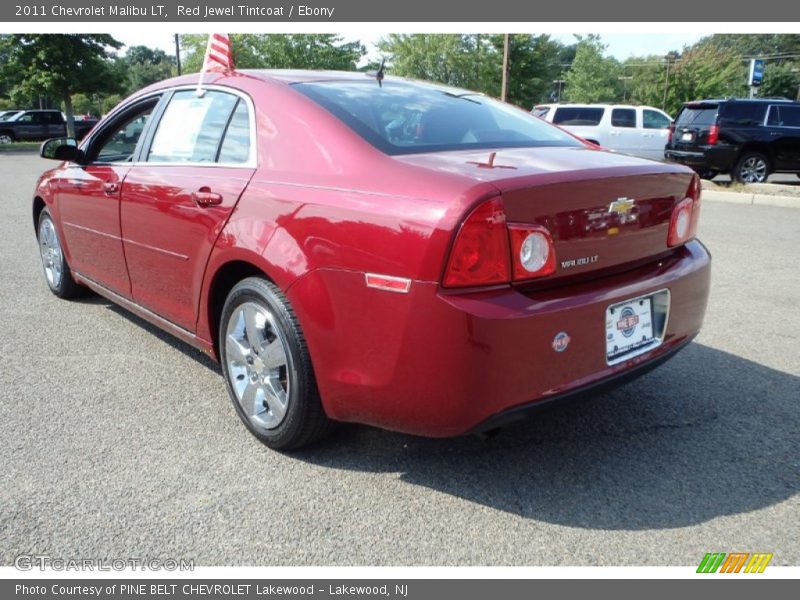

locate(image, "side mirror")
(40, 137), (83, 162)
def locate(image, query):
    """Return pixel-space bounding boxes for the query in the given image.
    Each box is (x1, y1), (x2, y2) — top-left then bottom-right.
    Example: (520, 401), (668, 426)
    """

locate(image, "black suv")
(664, 98), (800, 183)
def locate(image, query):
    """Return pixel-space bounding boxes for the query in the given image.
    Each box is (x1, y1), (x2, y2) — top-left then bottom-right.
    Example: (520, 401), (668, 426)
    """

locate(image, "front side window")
(94, 107), (155, 163)
(16, 113), (37, 123)
(767, 105), (800, 128)
(611, 108), (637, 128)
(294, 81), (580, 155)
(643, 109), (671, 130)
(148, 90), (243, 163)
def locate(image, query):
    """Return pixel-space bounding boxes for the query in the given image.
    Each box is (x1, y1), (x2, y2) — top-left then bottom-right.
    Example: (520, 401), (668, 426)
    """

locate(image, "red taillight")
(508, 225), (556, 280)
(668, 176), (702, 247)
(667, 123), (675, 143)
(707, 124), (719, 145)
(443, 197), (511, 288)
(443, 198), (557, 288)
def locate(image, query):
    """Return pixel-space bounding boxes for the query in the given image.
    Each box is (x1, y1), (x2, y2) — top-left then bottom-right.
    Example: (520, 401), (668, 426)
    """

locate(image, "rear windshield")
(293, 80), (580, 155)
(675, 105), (718, 128)
(552, 107), (605, 126)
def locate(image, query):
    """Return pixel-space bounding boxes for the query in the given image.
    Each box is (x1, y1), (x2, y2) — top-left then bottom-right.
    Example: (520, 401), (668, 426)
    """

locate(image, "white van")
(532, 103), (673, 161)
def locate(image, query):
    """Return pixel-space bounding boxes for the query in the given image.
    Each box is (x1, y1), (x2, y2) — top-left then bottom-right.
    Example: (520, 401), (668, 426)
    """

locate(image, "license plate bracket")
(605, 294), (660, 364)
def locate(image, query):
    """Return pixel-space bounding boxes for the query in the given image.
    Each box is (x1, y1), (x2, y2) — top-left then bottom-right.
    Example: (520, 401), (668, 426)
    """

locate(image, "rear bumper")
(665, 147), (737, 172)
(288, 240), (711, 437)
(468, 332), (696, 433)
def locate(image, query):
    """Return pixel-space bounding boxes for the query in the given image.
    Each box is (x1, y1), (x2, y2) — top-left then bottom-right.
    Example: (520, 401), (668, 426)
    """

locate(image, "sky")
(113, 32), (706, 63)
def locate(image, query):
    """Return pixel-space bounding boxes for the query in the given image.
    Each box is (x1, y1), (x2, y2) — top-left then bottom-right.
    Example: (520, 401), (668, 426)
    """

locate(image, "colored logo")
(608, 197), (635, 215)
(616, 306), (639, 338)
(697, 552), (773, 574)
(552, 331), (571, 352)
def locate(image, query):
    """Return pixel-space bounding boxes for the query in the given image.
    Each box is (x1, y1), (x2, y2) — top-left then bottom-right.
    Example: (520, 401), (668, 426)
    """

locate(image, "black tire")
(37, 209), (84, 299)
(219, 276), (332, 450)
(0, 130), (15, 144)
(733, 152), (770, 184)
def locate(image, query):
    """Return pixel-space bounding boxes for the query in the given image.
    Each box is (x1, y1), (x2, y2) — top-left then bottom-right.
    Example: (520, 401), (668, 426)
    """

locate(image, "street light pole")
(794, 68), (800, 101)
(175, 34), (182, 76)
(501, 34), (510, 102)
(553, 79), (565, 102)
(618, 76), (632, 102)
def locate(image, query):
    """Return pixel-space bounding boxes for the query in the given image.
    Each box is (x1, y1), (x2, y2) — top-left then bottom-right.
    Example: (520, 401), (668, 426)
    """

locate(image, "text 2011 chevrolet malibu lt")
(33, 70), (710, 449)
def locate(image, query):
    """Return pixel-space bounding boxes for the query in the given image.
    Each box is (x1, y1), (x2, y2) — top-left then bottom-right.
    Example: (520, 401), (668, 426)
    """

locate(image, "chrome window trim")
(80, 84), (258, 169)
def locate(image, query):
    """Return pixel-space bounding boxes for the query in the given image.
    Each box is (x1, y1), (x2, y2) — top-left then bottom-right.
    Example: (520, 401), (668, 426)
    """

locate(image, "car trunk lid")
(394, 146), (694, 284)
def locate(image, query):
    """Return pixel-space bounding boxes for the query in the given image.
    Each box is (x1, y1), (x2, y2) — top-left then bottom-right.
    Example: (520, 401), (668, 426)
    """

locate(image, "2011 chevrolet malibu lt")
(32, 70), (711, 449)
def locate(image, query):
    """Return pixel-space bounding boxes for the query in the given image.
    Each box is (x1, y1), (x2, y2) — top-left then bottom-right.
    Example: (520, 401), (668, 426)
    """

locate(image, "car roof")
(535, 103), (666, 110)
(686, 98), (798, 105)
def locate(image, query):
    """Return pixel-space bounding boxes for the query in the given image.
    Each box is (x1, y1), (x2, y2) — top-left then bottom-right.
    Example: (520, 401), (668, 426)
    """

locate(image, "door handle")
(191, 187), (223, 207)
(103, 181), (118, 194)
(770, 131), (782, 136)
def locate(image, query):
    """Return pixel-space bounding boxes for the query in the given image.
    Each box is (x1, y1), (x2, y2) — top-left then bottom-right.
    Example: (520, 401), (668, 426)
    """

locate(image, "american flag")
(202, 33), (234, 72)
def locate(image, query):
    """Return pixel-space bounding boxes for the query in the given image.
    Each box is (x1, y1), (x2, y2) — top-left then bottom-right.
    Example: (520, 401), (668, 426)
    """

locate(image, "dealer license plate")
(681, 132), (694, 142)
(606, 295), (657, 363)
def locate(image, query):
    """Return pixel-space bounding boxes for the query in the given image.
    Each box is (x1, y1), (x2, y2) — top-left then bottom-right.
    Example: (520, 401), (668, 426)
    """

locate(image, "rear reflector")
(365, 273), (411, 293)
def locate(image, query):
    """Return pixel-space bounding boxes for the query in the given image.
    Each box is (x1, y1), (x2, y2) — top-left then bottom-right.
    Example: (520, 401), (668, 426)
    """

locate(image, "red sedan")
(33, 71), (710, 449)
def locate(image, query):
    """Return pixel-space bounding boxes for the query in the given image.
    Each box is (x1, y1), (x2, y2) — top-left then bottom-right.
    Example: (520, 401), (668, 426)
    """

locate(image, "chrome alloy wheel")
(225, 302), (292, 431)
(38, 217), (64, 289)
(739, 156), (768, 183)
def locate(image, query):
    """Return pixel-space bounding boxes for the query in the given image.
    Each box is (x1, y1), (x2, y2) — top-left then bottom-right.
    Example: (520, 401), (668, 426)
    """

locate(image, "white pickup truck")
(532, 103), (673, 162)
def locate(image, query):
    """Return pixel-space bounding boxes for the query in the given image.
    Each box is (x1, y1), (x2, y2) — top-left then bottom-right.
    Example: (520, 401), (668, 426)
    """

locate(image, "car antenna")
(374, 58), (385, 87)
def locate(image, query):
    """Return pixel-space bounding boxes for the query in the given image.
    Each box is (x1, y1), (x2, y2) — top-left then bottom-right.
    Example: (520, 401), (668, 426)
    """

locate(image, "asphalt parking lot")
(0, 153), (798, 567)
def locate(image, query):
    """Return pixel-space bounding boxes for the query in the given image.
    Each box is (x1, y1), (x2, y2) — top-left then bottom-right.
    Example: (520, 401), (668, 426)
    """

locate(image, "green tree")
(179, 34), (364, 73)
(490, 34), (563, 107)
(0, 34), (122, 137)
(115, 45), (176, 95)
(101, 94), (123, 115)
(377, 34), (490, 92)
(563, 35), (622, 103)
(666, 45), (745, 112)
(70, 93), (100, 116)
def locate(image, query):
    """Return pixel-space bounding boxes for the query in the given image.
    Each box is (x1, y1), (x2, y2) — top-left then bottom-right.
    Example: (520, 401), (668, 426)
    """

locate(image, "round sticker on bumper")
(552, 331), (571, 352)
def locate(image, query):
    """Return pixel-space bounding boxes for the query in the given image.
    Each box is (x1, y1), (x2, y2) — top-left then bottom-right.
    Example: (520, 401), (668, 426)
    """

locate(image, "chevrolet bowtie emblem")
(608, 197), (635, 215)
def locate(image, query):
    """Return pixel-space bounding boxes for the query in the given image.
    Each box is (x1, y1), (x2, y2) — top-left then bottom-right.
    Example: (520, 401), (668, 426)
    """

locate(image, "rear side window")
(675, 106), (718, 128)
(643, 109), (671, 130)
(767, 105), (800, 128)
(719, 103), (767, 127)
(552, 107), (604, 126)
(611, 108), (636, 128)
(148, 90), (240, 163)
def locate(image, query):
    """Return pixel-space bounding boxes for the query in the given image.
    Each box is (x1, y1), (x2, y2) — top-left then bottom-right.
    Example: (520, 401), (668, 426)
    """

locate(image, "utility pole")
(793, 68), (799, 101)
(175, 34), (182, 76)
(553, 79), (565, 102)
(501, 34), (510, 102)
(662, 54), (673, 110)
(618, 76), (632, 102)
